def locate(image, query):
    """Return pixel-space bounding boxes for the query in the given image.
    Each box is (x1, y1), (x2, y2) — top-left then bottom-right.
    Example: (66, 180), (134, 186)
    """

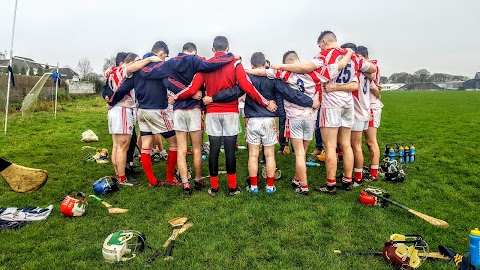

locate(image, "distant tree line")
(382, 69), (470, 84)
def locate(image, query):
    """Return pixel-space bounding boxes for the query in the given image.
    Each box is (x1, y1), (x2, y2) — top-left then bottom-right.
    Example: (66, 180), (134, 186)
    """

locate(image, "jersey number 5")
(335, 63), (352, 84)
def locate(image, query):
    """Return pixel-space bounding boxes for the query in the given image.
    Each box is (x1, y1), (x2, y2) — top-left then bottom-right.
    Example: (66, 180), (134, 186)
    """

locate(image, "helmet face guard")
(60, 191), (87, 217)
(381, 159), (406, 183)
(360, 188), (389, 207)
(102, 230), (147, 263)
(93, 177), (119, 196)
(202, 142), (210, 155)
(383, 234), (428, 269)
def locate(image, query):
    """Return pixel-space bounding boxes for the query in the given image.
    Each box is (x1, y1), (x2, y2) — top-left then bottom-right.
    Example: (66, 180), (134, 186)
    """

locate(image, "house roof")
(0, 56), (43, 70)
(58, 67), (79, 80)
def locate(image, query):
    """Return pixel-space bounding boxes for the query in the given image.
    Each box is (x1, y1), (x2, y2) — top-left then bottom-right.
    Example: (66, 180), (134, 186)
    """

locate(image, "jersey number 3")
(335, 63), (352, 84)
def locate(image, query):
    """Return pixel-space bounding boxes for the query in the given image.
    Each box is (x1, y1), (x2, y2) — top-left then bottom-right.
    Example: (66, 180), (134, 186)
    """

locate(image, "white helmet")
(102, 230), (146, 263)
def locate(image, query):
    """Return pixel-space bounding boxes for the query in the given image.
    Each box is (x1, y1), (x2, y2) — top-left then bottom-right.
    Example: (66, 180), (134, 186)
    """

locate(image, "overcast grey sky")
(1, 0), (479, 77)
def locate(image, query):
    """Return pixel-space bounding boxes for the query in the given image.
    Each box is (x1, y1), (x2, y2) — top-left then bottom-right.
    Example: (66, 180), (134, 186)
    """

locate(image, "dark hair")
(250, 52), (266, 68)
(182, 42), (197, 53)
(124, 53), (139, 64)
(265, 59), (270, 65)
(213, 36), (229, 52)
(115, 52), (128, 66)
(357, 46), (368, 58)
(317, 31), (336, 44)
(151, 41), (169, 56)
(341, 43), (357, 53)
(282, 50), (298, 64)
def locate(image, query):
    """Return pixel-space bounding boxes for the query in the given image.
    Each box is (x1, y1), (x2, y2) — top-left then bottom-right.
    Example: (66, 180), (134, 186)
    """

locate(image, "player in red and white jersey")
(271, 31), (376, 193)
(342, 44), (377, 186)
(249, 50), (352, 195)
(104, 52), (161, 186)
(364, 56), (383, 180)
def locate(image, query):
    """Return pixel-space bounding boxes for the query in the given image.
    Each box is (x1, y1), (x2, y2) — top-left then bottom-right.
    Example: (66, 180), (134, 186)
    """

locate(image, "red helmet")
(60, 191), (87, 217)
(360, 188), (387, 206)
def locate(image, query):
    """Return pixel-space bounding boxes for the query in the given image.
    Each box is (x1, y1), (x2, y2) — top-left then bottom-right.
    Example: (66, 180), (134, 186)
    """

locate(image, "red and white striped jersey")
(105, 66), (135, 108)
(368, 60), (384, 110)
(310, 48), (369, 109)
(352, 54), (375, 121)
(353, 73), (371, 121)
(266, 68), (320, 121)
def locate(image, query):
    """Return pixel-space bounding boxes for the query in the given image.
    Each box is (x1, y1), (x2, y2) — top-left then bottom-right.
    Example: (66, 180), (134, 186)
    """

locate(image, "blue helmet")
(93, 177), (119, 195)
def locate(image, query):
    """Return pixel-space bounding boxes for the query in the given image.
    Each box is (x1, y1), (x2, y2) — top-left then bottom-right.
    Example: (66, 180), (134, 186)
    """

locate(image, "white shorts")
(352, 120), (368, 132)
(319, 107), (354, 128)
(369, 108), (382, 128)
(108, 106), (135, 135)
(137, 108), (174, 134)
(206, 113), (239, 137)
(174, 108), (204, 132)
(245, 117), (278, 146)
(287, 119), (315, 141)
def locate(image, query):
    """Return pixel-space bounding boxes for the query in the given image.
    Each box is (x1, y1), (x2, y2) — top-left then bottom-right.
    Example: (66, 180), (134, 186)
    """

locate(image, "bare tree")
(102, 56), (115, 73)
(76, 57), (93, 80)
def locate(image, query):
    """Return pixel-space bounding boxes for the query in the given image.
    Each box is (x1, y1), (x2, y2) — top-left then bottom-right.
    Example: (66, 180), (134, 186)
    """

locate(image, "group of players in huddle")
(103, 30), (383, 197)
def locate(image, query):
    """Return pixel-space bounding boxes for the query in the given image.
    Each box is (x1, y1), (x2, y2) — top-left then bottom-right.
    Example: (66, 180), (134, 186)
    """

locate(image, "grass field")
(0, 91), (479, 270)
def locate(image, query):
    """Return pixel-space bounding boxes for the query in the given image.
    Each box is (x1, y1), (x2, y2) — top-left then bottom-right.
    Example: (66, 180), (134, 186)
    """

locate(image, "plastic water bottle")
(470, 228), (480, 267)
(399, 146), (405, 163)
(202, 154), (207, 163)
(404, 145), (410, 163)
(410, 144), (416, 163)
(389, 147), (395, 162)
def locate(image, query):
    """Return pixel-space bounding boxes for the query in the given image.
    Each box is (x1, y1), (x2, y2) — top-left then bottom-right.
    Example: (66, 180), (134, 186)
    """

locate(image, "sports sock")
(326, 178), (336, 187)
(354, 168), (363, 182)
(300, 182), (309, 191)
(210, 175), (219, 189)
(266, 176), (274, 187)
(249, 176), (258, 187)
(292, 177), (300, 186)
(370, 165), (379, 179)
(165, 147), (178, 182)
(118, 175), (127, 183)
(342, 176), (352, 184)
(141, 148), (158, 185)
(227, 173), (237, 189)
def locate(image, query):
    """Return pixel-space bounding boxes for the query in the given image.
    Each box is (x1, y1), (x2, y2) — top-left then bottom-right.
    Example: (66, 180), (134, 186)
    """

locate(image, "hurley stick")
(89, 195), (128, 214)
(0, 157), (48, 193)
(333, 250), (449, 260)
(365, 189), (449, 227)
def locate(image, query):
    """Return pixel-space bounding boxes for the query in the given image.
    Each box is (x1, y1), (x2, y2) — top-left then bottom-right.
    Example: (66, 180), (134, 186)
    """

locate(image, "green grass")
(0, 91), (479, 270)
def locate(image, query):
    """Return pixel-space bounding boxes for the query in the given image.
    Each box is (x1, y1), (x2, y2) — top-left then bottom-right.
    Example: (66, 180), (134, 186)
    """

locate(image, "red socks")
(326, 178), (336, 187)
(354, 168), (363, 182)
(370, 165), (379, 179)
(118, 175), (126, 183)
(141, 148), (157, 185)
(266, 176), (274, 187)
(227, 174), (237, 189)
(249, 176), (258, 186)
(165, 147), (178, 182)
(210, 175), (219, 189)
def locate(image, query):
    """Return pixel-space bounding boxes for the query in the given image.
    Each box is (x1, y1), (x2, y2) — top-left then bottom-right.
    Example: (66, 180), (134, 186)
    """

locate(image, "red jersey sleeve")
(174, 73), (205, 100)
(235, 63), (270, 107)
